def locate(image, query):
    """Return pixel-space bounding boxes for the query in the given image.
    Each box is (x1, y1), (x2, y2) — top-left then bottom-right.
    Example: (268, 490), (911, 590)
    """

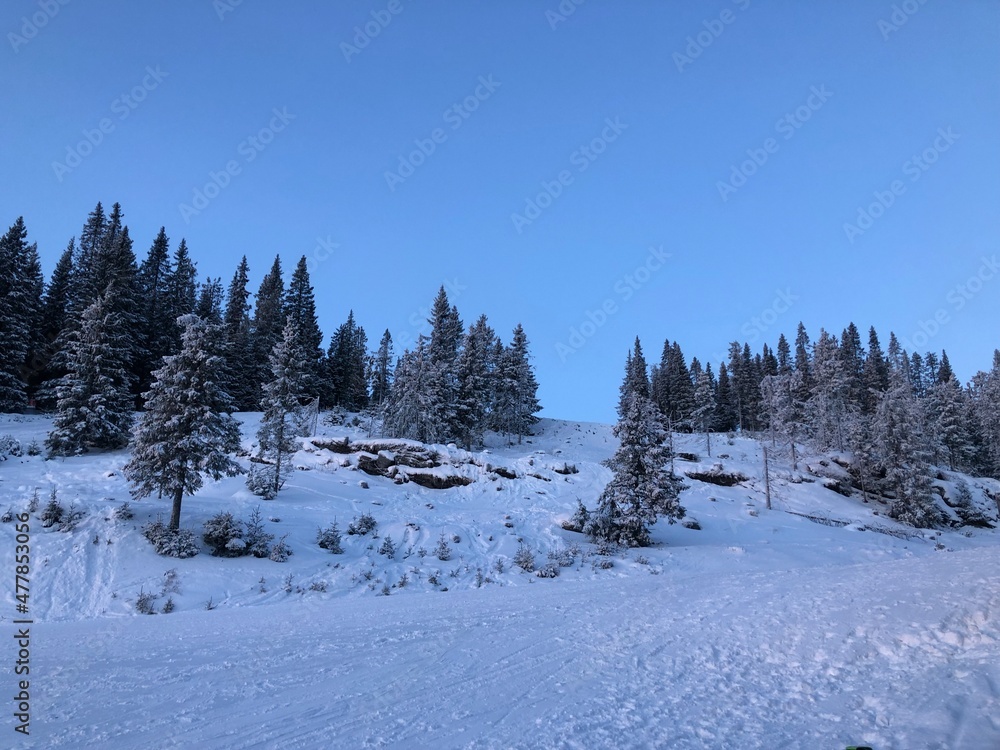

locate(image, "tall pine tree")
(125, 315), (242, 530)
(586, 339), (683, 547)
(46, 291), (134, 455)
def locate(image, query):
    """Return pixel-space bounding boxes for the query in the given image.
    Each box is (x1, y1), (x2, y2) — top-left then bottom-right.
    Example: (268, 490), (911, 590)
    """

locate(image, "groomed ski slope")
(2, 413), (999, 748)
(19, 548), (1000, 749)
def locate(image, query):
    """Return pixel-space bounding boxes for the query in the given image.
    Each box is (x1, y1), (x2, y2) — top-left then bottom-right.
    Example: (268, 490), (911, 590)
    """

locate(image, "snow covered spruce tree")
(871, 356), (939, 528)
(492, 323), (541, 445)
(585, 338), (684, 547)
(124, 315), (242, 531)
(46, 291), (134, 456)
(249, 315), (309, 499)
(0, 217), (43, 412)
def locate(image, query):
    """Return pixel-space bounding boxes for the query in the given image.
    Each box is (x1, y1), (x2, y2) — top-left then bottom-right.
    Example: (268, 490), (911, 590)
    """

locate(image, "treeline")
(0, 203), (541, 454)
(648, 323), (1000, 526)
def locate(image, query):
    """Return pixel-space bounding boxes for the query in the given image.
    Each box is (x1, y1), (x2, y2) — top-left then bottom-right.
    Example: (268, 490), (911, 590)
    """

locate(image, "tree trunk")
(169, 484), (184, 531)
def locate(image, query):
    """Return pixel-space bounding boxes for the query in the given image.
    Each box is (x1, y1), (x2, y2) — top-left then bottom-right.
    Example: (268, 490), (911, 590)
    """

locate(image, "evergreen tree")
(808, 329), (850, 451)
(968, 352), (1000, 477)
(427, 286), (463, 368)
(839, 322), (866, 413)
(862, 326), (890, 415)
(713, 362), (737, 432)
(493, 323), (541, 444)
(136, 227), (175, 401)
(776, 333), (792, 375)
(326, 310), (369, 410)
(46, 291), (134, 455)
(872, 362), (939, 528)
(932, 366), (972, 472)
(369, 329), (394, 407)
(793, 322), (813, 405)
(283, 256), (324, 401)
(0, 217), (42, 411)
(34, 240), (75, 408)
(691, 365), (716, 456)
(253, 316), (310, 499)
(167, 239), (198, 347)
(586, 339), (683, 547)
(251, 256), (285, 406)
(221, 257), (255, 410)
(195, 276), (223, 324)
(454, 314), (498, 449)
(760, 370), (805, 470)
(382, 337), (448, 443)
(124, 315), (242, 530)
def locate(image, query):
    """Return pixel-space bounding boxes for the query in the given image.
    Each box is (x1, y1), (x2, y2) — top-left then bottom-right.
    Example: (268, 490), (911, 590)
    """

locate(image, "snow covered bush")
(535, 561), (560, 578)
(40, 495), (65, 528)
(1, 507), (12, 523)
(952, 480), (993, 528)
(114, 501), (134, 521)
(513, 544), (535, 572)
(203, 512), (245, 557)
(347, 512), (377, 536)
(317, 521), (343, 553)
(0, 434), (23, 458)
(243, 506), (274, 558)
(135, 589), (157, 615)
(378, 534), (396, 558)
(58, 503), (86, 532)
(269, 534), (292, 562)
(433, 532), (452, 561)
(245, 463), (279, 500)
(142, 519), (199, 558)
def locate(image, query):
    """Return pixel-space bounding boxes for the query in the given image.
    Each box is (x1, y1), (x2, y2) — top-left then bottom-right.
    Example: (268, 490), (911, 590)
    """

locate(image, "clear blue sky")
(2, 1), (998, 423)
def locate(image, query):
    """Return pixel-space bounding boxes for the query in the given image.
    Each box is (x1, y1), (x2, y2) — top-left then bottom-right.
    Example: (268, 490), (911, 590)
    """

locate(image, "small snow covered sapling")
(269, 534), (292, 562)
(378, 534), (396, 558)
(243, 505), (274, 558)
(434, 532), (452, 561)
(317, 521), (343, 553)
(513, 543), (536, 573)
(135, 589), (157, 615)
(203, 511), (244, 557)
(347, 512), (377, 536)
(40, 492), (65, 528)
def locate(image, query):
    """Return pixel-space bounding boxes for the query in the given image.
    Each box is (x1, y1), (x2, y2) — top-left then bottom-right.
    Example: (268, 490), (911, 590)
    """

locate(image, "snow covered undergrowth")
(2, 413), (999, 748)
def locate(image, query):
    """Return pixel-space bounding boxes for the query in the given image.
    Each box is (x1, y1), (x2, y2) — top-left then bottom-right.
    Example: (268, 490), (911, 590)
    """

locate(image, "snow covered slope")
(1, 414), (999, 748)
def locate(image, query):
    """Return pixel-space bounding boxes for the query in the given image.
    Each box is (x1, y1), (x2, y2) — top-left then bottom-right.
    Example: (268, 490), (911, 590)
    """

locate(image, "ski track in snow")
(4, 549), (997, 750)
(1, 414), (999, 748)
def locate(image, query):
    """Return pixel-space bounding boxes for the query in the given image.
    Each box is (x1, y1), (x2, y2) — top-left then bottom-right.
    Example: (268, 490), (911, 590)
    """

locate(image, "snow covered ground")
(2, 413), (999, 748)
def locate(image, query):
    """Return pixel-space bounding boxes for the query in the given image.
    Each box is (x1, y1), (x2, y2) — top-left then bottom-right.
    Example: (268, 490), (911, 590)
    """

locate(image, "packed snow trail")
(11, 547), (999, 749)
